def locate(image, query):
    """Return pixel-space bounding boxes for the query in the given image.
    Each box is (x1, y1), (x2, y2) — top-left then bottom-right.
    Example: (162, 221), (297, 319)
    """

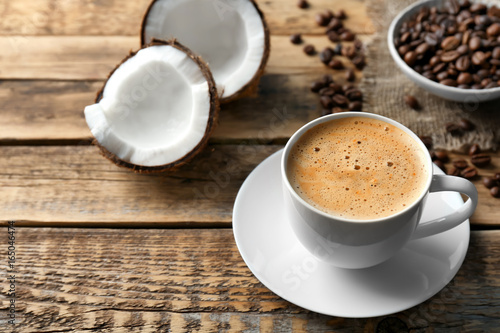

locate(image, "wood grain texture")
(0, 228), (499, 332)
(0, 0), (374, 37)
(0, 35), (372, 80)
(0, 146), (497, 227)
(0, 145), (281, 226)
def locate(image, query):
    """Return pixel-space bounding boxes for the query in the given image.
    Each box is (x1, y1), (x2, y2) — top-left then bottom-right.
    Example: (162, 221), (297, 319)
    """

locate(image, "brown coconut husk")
(92, 39), (220, 173)
(140, 0), (270, 103)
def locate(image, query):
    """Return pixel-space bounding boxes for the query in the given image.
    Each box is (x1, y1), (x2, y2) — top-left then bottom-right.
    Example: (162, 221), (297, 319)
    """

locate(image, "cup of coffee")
(282, 112), (478, 269)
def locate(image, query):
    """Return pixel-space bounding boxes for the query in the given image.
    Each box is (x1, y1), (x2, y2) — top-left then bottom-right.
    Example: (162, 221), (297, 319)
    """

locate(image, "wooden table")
(1, 0), (499, 331)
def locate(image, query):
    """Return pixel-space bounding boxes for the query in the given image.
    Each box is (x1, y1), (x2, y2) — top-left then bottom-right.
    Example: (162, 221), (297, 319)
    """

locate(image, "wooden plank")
(0, 145), (281, 226)
(0, 146), (498, 227)
(0, 74), (336, 143)
(0, 228), (498, 331)
(0, 35), (372, 80)
(0, 0), (374, 37)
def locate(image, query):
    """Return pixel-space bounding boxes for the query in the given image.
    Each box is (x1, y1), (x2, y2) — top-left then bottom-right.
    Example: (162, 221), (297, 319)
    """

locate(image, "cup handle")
(411, 174), (478, 240)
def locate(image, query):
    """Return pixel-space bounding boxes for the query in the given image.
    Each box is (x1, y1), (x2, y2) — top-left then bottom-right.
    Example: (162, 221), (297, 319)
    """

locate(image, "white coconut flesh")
(143, 0), (266, 99)
(84, 45), (212, 167)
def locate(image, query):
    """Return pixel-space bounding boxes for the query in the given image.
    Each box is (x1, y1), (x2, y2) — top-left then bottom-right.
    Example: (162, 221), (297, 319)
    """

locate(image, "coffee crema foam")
(287, 117), (429, 220)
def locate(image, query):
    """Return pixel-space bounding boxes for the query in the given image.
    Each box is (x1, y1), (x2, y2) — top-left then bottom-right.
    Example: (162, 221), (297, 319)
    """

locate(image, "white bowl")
(387, 0), (500, 103)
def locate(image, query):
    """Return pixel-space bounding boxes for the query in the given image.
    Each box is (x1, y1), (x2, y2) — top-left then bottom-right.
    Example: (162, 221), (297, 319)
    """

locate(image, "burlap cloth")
(360, 0), (500, 152)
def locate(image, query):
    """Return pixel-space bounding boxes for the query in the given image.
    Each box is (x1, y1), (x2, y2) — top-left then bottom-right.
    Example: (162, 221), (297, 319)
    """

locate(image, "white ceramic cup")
(281, 112), (478, 269)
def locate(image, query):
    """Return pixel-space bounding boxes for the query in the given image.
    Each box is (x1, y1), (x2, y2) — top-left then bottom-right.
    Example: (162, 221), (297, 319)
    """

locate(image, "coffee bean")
(457, 72), (473, 85)
(330, 83), (343, 94)
(487, 23), (500, 37)
(435, 150), (449, 163)
(290, 33), (302, 44)
(336, 9), (347, 20)
(453, 159), (468, 169)
(495, 173), (500, 181)
(348, 101), (363, 111)
(441, 36), (460, 50)
(342, 46), (357, 59)
(458, 84), (471, 89)
(331, 107), (344, 114)
(297, 0), (309, 9)
(329, 59), (344, 69)
(461, 166), (478, 179)
(458, 118), (475, 131)
(404, 51), (418, 66)
(440, 78), (458, 86)
(342, 84), (355, 93)
(323, 9), (334, 21)
(320, 95), (334, 108)
(327, 31), (340, 42)
(437, 71), (449, 81)
(303, 44), (316, 55)
(404, 95), (421, 110)
(345, 69), (355, 82)
(332, 94), (348, 107)
(315, 13), (329, 26)
(469, 143), (481, 156)
(319, 47), (334, 64)
(455, 55), (471, 71)
(471, 153), (491, 167)
(415, 42), (431, 55)
(319, 87), (335, 96)
(472, 51), (488, 65)
(345, 89), (363, 101)
(321, 74), (333, 85)
(488, 6), (500, 18)
(448, 167), (461, 176)
(469, 36), (481, 51)
(352, 55), (366, 70)
(441, 50), (461, 62)
(491, 186), (500, 198)
(432, 62), (447, 74)
(419, 136), (433, 150)
(327, 18), (343, 31)
(483, 177), (498, 189)
(470, 3), (487, 13)
(485, 81), (499, 89)
(434, 160), (446, 173)
(310, 81), (325, 92)
(341, 30), (356, 41)
(456, 44), (469, 55)
(333, 43), (342, 55)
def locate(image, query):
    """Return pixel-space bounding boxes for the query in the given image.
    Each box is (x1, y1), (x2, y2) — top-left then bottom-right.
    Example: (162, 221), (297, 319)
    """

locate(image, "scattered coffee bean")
(458, 118), (475, 131)
(327, 31), (340, 43)
(329, 59), (344, 69)
(469, 143), (481, 156)
(319, 47), (334, 64)
(336, 9), (347, 20)
(332, 107), (344, 114)
(322, 74), (333, 85)
(332, 94), (349, 107)
(420, 136), (433, 150)
(460, 166), (478, 179)
(341, 30), (356, 41)
(303, 44), (316, 55)
(348, 101), (363, 111)
(345, 69), (355, 82)
(315, 13), (330, 26)
(320, 95), (334, 108)
(319, 87), (335, 96)
(445, 123), (463, 136)
(471, 153), (491, 167)
(310, 81), (325, 92)
(495, 173), (500, 181)
(483, 177), (498, 189)
(490, 186), (500, 198)
(345, 88), (363, 101)
(327, 18), (343, 31)
(434, 160), (446, 173)
(297, 0), (309, 9)
(404, 95), (421, 110)
(290, 33), (302, 44)
(435, 151), (449, 163)
(453, 159), (468, 169)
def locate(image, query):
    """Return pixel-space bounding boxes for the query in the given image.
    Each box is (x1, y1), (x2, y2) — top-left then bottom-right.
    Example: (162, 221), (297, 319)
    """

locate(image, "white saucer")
(233, 149), (469, 318)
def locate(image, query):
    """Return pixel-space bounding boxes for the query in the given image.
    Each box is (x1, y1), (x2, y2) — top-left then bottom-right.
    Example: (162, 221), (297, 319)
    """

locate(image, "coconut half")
(84, 39), (219, 172)
(141, 0), (270, 102)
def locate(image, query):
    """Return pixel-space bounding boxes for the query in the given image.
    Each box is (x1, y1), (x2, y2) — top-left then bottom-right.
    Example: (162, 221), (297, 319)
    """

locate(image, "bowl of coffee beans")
(388, 0), (500, 102)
